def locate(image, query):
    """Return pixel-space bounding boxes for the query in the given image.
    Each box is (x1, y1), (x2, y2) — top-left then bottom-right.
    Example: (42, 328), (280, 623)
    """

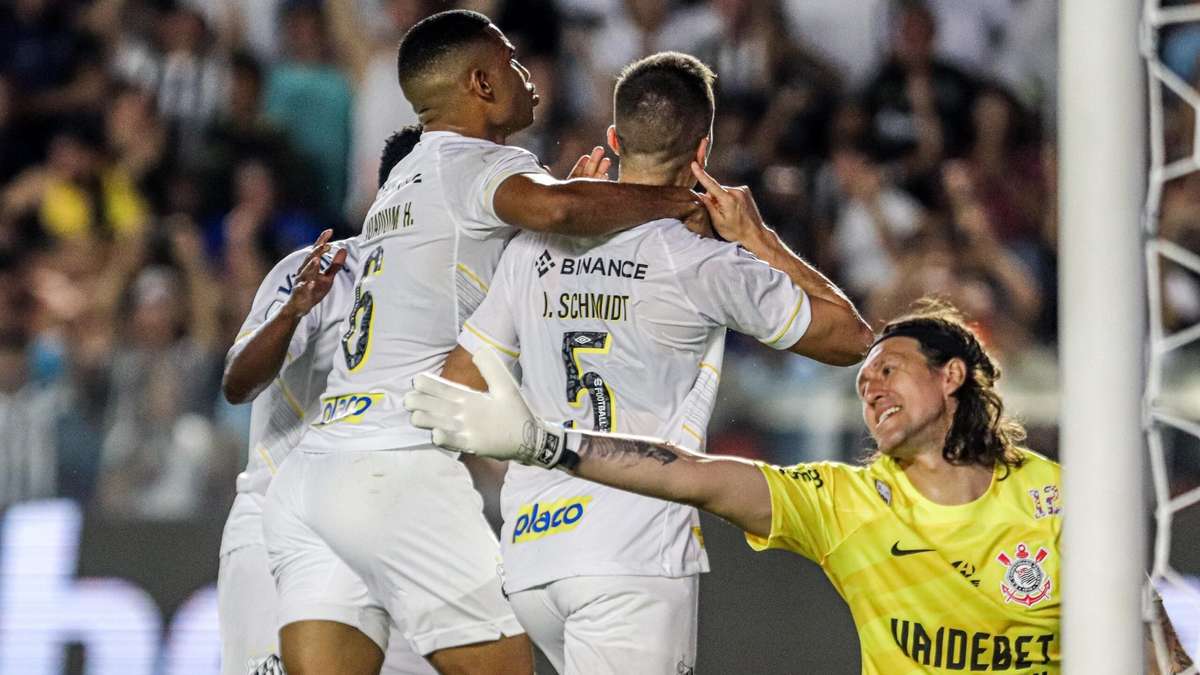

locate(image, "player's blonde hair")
(875, 298), (1027, 471)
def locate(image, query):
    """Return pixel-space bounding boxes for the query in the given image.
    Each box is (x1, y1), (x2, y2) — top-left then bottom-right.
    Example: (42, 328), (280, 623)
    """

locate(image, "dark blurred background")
(1, 0), (1200, 673)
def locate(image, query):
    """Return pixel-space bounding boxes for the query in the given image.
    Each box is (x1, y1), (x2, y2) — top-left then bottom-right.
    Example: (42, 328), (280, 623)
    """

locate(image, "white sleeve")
(233, 250), (320, 359)
(457, 242), (522, 367)
(667, 230), (812, 351)
(443, 144), (547, 239)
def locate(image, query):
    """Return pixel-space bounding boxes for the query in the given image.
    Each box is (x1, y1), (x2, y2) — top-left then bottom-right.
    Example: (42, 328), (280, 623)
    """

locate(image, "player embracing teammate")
(259, 9), (731, 675)
(433, 51), (871, 674)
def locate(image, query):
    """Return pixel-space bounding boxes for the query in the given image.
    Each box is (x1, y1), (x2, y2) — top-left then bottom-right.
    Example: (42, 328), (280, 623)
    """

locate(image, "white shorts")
(217, 501), (436, 674)
(507, 575), (699, 675)
(263, 447), (524, 655)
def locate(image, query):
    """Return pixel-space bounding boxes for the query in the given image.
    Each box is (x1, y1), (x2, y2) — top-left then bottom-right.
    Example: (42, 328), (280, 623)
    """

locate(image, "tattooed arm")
(406, 347), (773, 537)
(559, 432), (774, 538)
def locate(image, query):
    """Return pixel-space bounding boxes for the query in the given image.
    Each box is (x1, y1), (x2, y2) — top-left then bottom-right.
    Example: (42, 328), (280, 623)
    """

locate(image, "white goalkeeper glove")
(403, 347), (571, 469)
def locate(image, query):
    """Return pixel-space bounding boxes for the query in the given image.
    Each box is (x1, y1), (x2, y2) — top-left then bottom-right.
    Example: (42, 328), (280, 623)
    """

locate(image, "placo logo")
(315, 392), (384, 426)
(511, 497), (591, 543)
(0, 500), (220, 675)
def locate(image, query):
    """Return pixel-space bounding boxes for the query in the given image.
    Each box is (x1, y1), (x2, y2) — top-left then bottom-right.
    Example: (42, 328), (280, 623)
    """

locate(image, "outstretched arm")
(407, 348), (773, 537)
(566, 432), (772, 537)
(493, 172), (707, 237)
(222, 230), (347, 404)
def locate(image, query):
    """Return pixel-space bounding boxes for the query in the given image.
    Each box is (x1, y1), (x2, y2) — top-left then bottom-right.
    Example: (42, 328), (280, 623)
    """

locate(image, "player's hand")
(284, 229), (347, 318)
(690, 162), (768, 244)
(404, 348), (567, 469)
(566, 146), (612, 180)
(681, 197), (715, 238)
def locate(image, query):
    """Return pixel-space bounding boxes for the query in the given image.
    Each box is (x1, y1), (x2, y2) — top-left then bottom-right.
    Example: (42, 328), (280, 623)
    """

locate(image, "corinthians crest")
(995, 543), (1052, 607)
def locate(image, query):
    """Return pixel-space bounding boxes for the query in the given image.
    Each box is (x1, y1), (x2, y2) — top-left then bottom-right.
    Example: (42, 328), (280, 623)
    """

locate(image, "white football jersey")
(302, 131), (546, 452)
(221, 240), (360, 555)
(458, 221), (812, 592)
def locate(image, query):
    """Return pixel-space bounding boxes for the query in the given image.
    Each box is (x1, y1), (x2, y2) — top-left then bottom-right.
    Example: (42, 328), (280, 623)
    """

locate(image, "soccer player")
(217, 126), (436, 675)
(433, 52), (872, 674)
(407, 288), (1063, 671)
(262, 10), (717, 675)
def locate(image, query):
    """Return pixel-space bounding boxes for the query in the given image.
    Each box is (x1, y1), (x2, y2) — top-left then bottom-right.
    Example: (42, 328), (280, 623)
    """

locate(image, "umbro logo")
(891, 541), (935, 557)
(535, 250), (556, 277)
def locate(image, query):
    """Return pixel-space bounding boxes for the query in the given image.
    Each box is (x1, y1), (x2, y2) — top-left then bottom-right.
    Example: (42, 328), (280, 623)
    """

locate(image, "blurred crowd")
(1, 0), (1198, 521)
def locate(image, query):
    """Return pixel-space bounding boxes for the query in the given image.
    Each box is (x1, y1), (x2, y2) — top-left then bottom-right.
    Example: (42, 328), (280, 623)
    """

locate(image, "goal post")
(1059, 1), (1146, 673)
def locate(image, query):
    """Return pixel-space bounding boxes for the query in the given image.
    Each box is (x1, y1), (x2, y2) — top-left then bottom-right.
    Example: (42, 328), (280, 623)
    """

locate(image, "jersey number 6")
(342, 246), (385, 371)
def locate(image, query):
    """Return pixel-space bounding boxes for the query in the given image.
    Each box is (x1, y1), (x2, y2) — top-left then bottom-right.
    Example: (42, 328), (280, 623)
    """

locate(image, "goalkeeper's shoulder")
(760, 459), (875, 500)
(1007, 448), (1061, 481)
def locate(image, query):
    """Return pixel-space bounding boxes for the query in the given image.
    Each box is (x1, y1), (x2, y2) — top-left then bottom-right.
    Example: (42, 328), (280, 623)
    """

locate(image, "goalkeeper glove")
(404, 347), (571, 469)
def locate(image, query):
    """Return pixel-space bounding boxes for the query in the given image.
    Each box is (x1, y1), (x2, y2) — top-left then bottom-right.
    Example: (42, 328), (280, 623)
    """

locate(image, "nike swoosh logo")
(891, 542), (935, 556)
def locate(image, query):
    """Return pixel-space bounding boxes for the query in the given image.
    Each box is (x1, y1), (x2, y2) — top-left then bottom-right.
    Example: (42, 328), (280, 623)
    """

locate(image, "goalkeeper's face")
(857, 337), (955, 458)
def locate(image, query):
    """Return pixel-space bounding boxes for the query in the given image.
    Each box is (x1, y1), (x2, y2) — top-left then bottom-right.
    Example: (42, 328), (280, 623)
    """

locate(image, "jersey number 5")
(562, 331), (616, 432)
(342, 247), (384, 371)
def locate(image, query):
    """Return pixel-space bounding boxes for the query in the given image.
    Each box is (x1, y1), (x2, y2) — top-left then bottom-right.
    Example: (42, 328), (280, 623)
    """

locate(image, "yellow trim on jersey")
(765, 295), (805, 346)
(456, 263), (490, 292)
(699, 361), (721, 380)
(464, 322), (519, 358)
(256, 446), (279, 475)
(681, 423), (704, 443)
(276, 377), (306, 418)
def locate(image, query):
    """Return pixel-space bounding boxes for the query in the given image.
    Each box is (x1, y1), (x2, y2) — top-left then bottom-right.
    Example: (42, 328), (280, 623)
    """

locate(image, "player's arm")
(222, 230), (347, 404)
(493, 172), (707, 237)
(405, 348), (773, 537)
(691, 164), (873, 366)
(567, 432), (772, 537)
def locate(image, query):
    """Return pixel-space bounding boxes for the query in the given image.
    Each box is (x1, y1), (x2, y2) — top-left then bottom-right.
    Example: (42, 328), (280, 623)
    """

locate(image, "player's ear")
(606, 125), (621, 157)
(695, 136), (710, 168)
(941, 357), (967, 396)
(470, 67), (495, 102)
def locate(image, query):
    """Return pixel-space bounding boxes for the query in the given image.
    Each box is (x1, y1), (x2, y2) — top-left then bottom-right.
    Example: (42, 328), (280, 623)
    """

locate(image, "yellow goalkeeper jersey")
(747, 449), (1061, 674)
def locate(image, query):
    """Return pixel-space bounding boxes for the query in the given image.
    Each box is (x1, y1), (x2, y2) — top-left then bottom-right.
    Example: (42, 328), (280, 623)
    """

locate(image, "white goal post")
(1060, 1), (1145, 673)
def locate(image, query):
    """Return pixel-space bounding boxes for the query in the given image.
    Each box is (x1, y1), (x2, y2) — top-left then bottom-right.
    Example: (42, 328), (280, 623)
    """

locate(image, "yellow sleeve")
(744, 462), (845, 562)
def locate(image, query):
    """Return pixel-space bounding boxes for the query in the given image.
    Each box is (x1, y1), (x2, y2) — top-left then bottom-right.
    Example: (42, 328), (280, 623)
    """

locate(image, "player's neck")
(891, 408), (992, 505)
(617, 164), (694, 188)
(898, 449), (994, 506)
(421, 117), (508, 145)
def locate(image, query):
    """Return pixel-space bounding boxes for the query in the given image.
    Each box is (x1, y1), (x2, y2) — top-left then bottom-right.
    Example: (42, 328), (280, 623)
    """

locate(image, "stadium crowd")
(0, 0), (1198, 521)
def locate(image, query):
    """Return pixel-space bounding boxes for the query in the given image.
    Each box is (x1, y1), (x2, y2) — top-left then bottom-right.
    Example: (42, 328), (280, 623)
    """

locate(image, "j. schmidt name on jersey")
(541, 292), (631, 321)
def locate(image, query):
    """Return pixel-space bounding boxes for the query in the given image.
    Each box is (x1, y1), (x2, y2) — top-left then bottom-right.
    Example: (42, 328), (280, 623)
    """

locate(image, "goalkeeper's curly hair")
(876, 298), (1027, 471)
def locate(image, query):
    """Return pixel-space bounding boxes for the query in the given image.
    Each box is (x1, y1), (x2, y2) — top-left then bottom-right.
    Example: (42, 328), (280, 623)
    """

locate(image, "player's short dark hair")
(875, 298), (1027, 472)
(378, 125), (424, 187)
(397, 10), (494, 94)
(613, 52), (715, 167)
